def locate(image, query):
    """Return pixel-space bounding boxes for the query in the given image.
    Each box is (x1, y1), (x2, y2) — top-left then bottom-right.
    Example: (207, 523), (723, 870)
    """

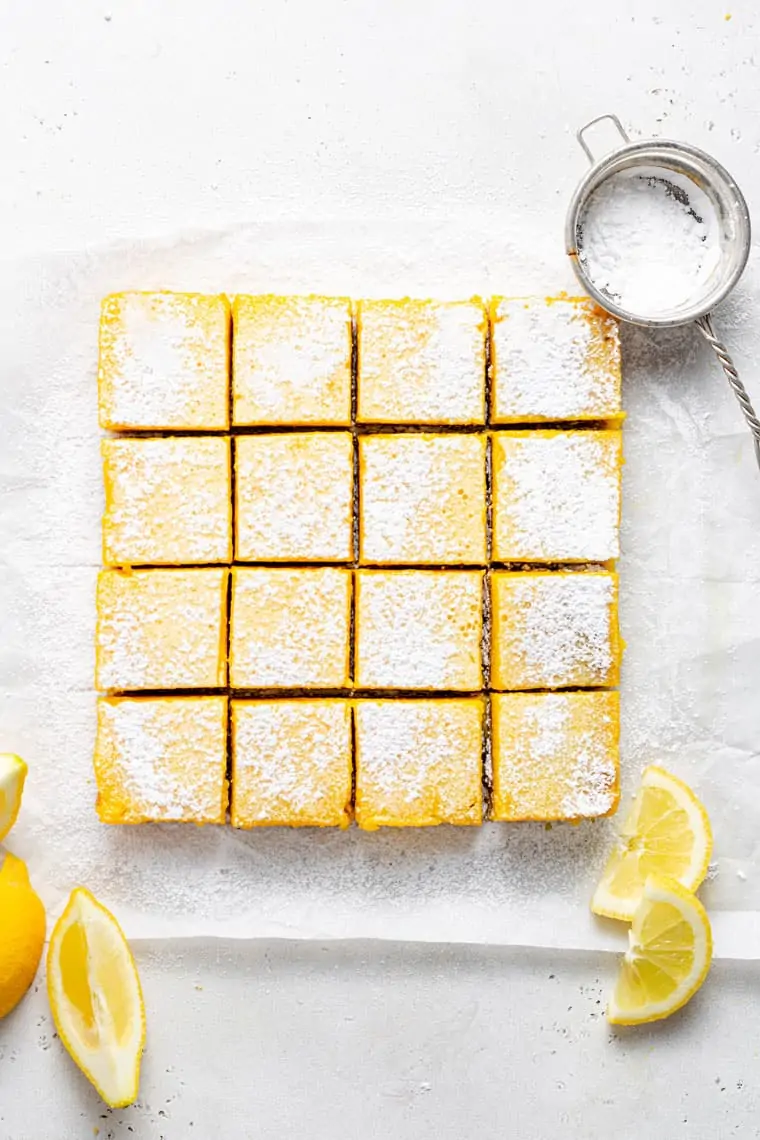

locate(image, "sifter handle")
(576, 114), (630, 164)
(695, 312), (760, 471)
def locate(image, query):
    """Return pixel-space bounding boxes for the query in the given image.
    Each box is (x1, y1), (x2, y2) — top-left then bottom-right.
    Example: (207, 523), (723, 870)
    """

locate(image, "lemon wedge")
(47, 887), (145, 1108)
(0, 851), (46, 1020)
(592, 765), (712, 922)
(608, 875), (712, 1025)
(0, 753), (27, 843)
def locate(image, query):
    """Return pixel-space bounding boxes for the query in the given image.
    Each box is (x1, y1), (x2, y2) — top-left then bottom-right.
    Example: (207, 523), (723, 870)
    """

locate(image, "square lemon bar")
(354, 699), (484, 828)
(359, 434), (487, 565)
(491, 570), (620, 691)
(96, 568), (228, 692)
(492, 429), (622, 564)
(235, 433), (354, 562)
(355, 570), (483, 690)
(102, 436), (232, 566)
(94, 696), (228, 824)
(491, 691), (620, 823)
(229, 567), (352, 689)
(231, 699), (352, 828)
(489, 296), (622, 424)
(356, 298), (487, 424)
(98, 291), (230, 431)
(232, 294), (352, 426)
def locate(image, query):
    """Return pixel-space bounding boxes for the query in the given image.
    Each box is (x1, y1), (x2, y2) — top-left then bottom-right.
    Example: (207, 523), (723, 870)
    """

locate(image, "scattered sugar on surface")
(233, 296), (351, 424)
(97, 569), (226, 690)
(494, 432), (620, 562)
(100, 293), (228, 429)
(233, 702), (350, 822)
(495, 573), (615, 688)
(360, 434), (487, 564)
(358, 300), (486, 423)
(235, 434), (353, 561)
(492, 298), (620, 421)
(356, 570), (482, 689)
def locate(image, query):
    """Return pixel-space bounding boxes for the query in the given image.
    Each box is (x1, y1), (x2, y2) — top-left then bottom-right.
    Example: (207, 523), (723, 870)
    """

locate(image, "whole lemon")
(0, 852), (46, 1019)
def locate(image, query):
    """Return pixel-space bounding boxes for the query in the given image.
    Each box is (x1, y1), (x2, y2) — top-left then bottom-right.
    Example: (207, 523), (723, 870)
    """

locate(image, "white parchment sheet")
(1, 219), (759, 957)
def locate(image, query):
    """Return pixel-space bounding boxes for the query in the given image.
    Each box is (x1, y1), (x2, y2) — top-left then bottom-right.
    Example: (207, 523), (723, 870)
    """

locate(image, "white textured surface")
(3, 0), (760, 1129)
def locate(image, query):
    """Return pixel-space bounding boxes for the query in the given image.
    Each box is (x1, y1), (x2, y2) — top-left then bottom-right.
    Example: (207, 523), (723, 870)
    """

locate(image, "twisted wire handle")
(695, 312), (760, 471)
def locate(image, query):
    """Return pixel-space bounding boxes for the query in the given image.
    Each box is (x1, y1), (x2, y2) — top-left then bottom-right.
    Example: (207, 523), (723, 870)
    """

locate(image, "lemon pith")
(47, 887), (145, 1109)
(0, 753), (28, 843)
(592, 765), (712, 922)
(0, 852), (46, 1020)
(608, 875), (712, 1025)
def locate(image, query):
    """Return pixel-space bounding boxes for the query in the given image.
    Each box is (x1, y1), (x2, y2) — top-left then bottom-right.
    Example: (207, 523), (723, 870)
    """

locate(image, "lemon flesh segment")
(608, 875), (712, 1025)
(592, 765), (712, 922)
(0, 855), (45, 1020)
(47, 887), (145, 1109)
(0, 753), (27, 843)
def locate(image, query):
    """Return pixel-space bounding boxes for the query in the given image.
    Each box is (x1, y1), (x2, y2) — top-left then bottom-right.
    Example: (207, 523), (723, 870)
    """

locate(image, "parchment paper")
(2, 218), (759, 958)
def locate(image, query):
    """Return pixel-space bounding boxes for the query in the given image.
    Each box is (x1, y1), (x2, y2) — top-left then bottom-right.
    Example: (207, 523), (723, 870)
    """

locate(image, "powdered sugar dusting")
(233, 295), (352, 425)
(230, 567), (351, 688)
(102, 436), (232, 565)
(95, 696), (228, 823)
(356, 570), (483, 689)
(492, 430), (621, 563)
(96, 568), (227, 691)
(355, 699), (483, 826)
(235, 433), (353, 561)
(492, 571), (618, 690)
(492, 692), (618, 822)
(98, 292), (229, 430)
(491, 297), (621, 422)
(357, 299), (486, 424)
(231, 700), (351, 826)
(360, 434), (487, 564)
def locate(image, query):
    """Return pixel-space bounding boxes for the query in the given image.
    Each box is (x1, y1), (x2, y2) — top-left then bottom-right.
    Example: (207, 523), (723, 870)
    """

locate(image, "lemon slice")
(592, 765), (712, 922)
(0, 852), (45, 1020)
(47, 888), (145, 1108)
(608, 875), (712, 1025)
(0, 753), (27, 843)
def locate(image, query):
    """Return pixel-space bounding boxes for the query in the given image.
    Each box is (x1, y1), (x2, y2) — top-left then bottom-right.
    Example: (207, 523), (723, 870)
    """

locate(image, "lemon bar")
(102, 436), (232, 566)
(354, 699), (484, 828)
(491, 429), (622, 564)
(235, 433), (354, 562)
(356, 298), (487, 424)
(231, 699), (352, 828)
(491, 691), (620, 822)
(96, 568), (228, 692)
(98, 291), (230, 431)
(490, 297), (622, 424)
(229, 567), (351, 688)
(94, 696), (228, 824)
(491, 570), (620, 691)
(359, 434), (487, 565)
(355, 569), (483, 690)
(232, 294), (352, 426)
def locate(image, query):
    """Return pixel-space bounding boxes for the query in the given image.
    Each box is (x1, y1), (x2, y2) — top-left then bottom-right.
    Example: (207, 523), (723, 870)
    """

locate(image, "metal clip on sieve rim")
(567, 113), (760, 472)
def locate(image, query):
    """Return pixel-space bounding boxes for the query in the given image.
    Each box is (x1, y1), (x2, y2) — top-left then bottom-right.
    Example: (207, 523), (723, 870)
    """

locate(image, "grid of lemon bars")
(93, 292), (623, 830)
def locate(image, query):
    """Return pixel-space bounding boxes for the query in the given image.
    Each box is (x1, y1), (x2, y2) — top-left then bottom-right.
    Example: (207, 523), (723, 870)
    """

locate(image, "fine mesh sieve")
(566, 113), (760, 470)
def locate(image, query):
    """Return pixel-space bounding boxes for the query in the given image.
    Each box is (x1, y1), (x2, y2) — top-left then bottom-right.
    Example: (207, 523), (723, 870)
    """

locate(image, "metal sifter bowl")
(565, 113), (760, 469)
